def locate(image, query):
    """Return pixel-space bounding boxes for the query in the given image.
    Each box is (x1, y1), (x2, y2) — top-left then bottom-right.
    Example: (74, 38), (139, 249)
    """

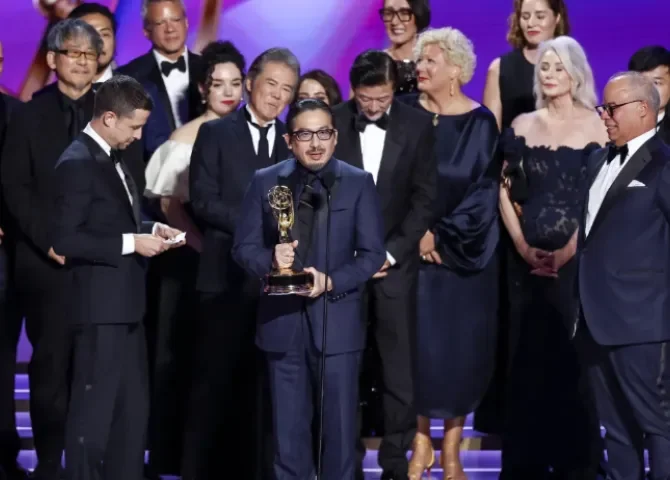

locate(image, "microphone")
(315, 170), (335, 480)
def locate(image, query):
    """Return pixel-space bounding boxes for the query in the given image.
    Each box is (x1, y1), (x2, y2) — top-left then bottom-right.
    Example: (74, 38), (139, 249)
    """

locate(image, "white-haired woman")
(498, 35), (607, 479)
(401, 27), (500, 480)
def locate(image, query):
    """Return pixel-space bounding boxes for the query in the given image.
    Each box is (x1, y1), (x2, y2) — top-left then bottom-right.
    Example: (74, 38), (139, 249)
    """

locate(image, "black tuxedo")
(52, 132), (155, 480)
(0, 91), (23, 472)
(118, 50), (202, 137)
(577, 134), (670, 480)
(183, 107), (290, 478)
(0, 84), (96, 475)
(332, 99), (436, 476)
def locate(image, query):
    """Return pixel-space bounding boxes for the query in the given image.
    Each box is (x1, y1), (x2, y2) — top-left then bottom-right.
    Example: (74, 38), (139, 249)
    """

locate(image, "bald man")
(577, 71), (670, 480)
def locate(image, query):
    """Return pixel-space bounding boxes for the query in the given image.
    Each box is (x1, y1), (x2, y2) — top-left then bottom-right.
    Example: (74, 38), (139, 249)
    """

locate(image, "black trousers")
(65, 323), (149, 480)
(359, 279), (417, 476)
(0, 245), (23, 469)
(145, 247), (199, 474)
(181, 286), (268, 479)
(20, 265), (74, 475)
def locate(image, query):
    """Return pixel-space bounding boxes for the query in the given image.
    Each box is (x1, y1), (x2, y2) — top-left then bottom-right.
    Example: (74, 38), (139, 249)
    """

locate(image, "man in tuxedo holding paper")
(232, 99), (386, 480)
(577, 71), (670, 480)
(50, 75), (185, 480)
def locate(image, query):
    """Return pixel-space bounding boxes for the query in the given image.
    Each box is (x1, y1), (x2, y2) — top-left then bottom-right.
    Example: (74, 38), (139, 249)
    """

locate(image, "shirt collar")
(57, 87), (92, 112)
(245, 104), (276, 127)
(83, 123), (112, 156)
(96, 65), (114, 83)
(152, 49), (188, 73)
(659, 110), (666, 126)
(620, 127), (657, 167)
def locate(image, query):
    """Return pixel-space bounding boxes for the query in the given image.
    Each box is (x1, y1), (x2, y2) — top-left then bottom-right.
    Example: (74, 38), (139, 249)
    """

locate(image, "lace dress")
(498, 129), (603, 477)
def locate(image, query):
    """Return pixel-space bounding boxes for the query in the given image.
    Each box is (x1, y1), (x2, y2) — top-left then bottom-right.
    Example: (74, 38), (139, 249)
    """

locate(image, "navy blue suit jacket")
(578, 135), (670, 346)
(232, 158), (386, 355)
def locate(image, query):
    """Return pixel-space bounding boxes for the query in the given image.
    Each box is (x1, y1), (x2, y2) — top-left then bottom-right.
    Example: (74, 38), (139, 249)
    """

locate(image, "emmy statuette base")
(265, 270), (313, 295)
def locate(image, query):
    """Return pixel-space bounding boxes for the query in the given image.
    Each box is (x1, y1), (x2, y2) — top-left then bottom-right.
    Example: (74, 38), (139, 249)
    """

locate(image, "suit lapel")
(586, 139), (656, 242)
(145, 52), (176, 132)
(272, 120), (290, 164)
(232, 108), (256, 160)
(376, 101), (405, 199)
(339, 101), (364, 169)
(79, 133), (137, 226)
(186, 52), (202, 121)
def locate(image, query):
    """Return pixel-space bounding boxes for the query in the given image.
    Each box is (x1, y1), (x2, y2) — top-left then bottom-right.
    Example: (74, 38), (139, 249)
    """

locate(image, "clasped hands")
(517, 242), (573, 278)
(274, 240), (332, 298)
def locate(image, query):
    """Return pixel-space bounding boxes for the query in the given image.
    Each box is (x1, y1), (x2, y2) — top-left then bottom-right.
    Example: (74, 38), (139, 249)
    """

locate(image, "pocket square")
(628, 180), (646, 188)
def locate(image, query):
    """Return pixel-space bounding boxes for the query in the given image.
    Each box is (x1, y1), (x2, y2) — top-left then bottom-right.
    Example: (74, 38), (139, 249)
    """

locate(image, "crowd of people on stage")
(0, 0), (668, 479)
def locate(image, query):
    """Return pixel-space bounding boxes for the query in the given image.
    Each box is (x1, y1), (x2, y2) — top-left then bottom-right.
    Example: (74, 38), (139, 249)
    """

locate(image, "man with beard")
(0, 18), (100, 480)
(69, 2), (117, 85)
(184, 47), (298, 480)
(232, 98), (386, 480)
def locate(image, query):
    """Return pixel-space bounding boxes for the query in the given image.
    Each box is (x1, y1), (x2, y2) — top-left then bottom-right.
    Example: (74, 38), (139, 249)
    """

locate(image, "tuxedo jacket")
(189, 107), (291, 292)
(332, 99), (436, 295)
(578, 134), (670, 346)
(232, 158), (386, 354)
(659, 105), (670, 145)
(0, 92), (21, 231)
(51, 133), (154, 325)
(118, 50), (202, 156)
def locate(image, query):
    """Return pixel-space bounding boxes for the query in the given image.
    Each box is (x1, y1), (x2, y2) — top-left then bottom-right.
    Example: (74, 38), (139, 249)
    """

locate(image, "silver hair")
(413, 27), (477, 86)
(608, 71), (661, 114)
(246, 47), (301, 95)
(46, 18), (103, 56)
(533, 36), (598, 110)
(141, 0), (186, 24)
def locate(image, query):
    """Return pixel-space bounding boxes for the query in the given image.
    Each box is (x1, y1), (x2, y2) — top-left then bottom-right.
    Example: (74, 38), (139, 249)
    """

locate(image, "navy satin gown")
(402, 95), (501, 419)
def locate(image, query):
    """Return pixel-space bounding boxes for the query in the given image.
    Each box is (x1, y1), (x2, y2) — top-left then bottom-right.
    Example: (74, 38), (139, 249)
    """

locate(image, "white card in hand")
(163, 232), (186, 244)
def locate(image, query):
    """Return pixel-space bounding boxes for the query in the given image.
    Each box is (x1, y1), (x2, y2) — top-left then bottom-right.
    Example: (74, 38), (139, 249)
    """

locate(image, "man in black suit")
(0, 19), (102, 480)
(51, 75), (185, 480)
(332, 50), (436, 480)
(628, 45), (670, 144)
(69, 2), (117, 85)
(184, 47), (299, 480)
(117, 0), (202, 156)
(578, 72), (670, 480)
(0, 41), (28, 480)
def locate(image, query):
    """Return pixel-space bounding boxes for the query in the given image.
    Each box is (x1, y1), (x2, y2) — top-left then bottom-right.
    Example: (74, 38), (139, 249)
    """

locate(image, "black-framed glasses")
(292, 129), (336, 142)
(57, 49), (98, 61)
(379, 8), (413, 23)
(595, 100), (643, 117)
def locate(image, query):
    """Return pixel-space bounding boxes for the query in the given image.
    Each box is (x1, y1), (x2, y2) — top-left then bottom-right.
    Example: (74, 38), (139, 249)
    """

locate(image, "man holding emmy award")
(232, 98), (386, 480)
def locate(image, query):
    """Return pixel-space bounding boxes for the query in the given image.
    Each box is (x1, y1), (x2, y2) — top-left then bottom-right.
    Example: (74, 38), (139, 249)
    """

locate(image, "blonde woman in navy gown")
(498, 36), (607, 479)
(401, 28), (500, 480)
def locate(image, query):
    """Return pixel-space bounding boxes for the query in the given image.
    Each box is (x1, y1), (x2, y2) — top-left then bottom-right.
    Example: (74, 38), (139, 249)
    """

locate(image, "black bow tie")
(354, 113), (389, 132)
(160, 56), (186, 77)
(606, 143), (629, 164)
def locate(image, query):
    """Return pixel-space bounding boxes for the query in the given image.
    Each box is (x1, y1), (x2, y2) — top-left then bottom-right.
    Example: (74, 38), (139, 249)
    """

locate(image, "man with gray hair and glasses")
(184, 47), (299, 480)
(0, 18), (100, 480)
(578, 71), (670, 480)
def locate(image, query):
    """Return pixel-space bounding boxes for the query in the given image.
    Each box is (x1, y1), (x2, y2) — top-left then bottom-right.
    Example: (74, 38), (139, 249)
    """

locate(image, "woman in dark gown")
(402, 28), (500, 480)
(498, 37), (607, 479)
(477, 0), (570, 436)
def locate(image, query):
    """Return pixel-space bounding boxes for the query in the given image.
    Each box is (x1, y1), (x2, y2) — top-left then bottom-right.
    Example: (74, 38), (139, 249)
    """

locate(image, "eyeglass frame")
(56, 49), (99, 62)
(290, 128), (337, 142)
(379, 8), (413, 23)
(595, 100), (644, 117)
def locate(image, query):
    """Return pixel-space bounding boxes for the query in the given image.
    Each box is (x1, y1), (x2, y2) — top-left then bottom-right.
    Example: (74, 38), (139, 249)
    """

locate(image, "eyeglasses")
(595, 100), (643, 117)
(291, 129), (336, 142)
(379, 8), (413, 23)
(57, 49), (98, 61)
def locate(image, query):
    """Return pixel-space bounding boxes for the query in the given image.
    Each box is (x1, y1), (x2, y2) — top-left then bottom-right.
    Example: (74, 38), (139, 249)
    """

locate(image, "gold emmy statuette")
(265, 186), (313, 295)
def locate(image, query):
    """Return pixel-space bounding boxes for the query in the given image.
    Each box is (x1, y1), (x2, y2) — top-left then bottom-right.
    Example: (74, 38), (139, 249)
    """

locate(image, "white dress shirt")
(96, 65), (114, 84)
(83, 123), (148, 254)
(245, 105), (276, 156)
(358, 110), (395, 265)
(659, 110), (666, 130)
(153, 49), (189, 128)
(585, 128), (657, 236)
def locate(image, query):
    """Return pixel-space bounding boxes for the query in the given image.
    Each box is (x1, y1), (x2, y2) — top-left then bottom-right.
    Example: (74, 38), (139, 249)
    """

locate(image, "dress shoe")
(381, 472), (409, 480)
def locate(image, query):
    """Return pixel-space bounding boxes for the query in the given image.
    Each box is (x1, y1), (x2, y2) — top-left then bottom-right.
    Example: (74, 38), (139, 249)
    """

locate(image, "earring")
(449, 81), (455, 96)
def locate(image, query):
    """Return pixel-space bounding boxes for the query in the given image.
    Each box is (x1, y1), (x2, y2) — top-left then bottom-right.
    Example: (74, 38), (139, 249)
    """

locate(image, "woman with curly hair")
(401, 27), (500, 480)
